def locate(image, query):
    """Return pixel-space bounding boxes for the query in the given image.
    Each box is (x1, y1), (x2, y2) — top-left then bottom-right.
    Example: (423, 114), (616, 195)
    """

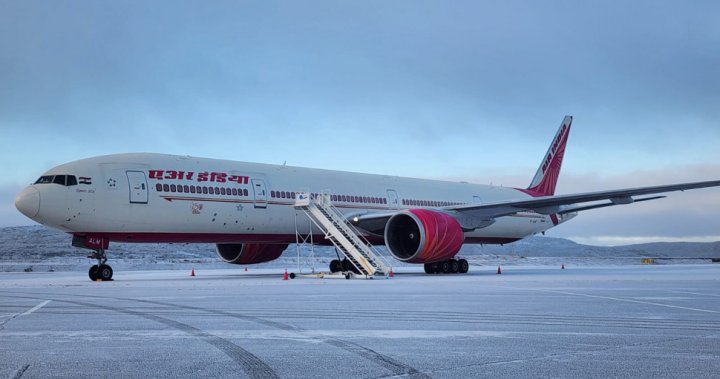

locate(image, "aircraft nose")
(15, 186), (40, 219)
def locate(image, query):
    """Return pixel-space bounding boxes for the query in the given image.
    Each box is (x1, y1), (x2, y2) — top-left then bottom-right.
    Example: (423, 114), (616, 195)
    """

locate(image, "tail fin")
(526, 115), (573, 196)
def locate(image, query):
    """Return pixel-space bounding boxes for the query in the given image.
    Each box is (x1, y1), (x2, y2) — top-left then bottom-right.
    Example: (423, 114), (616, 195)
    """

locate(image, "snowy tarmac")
(1, 264), (719, 378)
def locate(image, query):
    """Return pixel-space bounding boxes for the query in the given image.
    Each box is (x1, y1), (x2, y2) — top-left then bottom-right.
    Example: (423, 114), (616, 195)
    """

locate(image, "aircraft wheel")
(441, 261), (451, 273)
(344, 273), (351, 280)
(458, 259), (469, 274)
(289, 272), (296, 279)
(342, 259), (360, 274)
(424, 263), (433, 274)
(430, 262), (440, 274)
(449, 259), (459, 274)
(329, 259), (342, 273)
(97, 264), (113, 281)
(88, 265), (99, 281)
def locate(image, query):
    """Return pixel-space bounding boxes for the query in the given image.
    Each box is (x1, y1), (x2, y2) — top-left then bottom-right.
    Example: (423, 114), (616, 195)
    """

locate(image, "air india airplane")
(15, 116), (720, 280)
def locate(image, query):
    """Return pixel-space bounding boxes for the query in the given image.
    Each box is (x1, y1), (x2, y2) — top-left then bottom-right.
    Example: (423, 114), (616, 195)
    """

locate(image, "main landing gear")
(87, 249), (113, 281)
(329, 258), (361, 275)
(424, 258), (469, 274)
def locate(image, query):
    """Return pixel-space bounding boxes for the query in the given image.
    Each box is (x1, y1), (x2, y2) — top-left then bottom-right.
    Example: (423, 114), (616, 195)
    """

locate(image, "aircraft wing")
(350, 179), (720, 233)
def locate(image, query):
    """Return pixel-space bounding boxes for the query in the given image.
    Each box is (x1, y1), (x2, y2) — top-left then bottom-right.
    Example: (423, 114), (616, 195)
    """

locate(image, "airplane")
(14, 116), (720, 281)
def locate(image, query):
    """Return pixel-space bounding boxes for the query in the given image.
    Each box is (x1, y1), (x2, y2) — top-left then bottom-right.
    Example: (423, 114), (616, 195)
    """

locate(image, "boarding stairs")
(295, 193), (392, 277)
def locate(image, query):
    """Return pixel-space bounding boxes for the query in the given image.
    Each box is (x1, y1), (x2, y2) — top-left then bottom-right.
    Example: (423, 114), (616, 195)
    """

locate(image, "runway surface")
(1, 265), (719, 378)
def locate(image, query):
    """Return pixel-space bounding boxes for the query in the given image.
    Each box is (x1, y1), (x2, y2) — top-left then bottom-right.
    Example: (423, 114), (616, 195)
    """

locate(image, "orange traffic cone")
(496, 266), (502, 275)
(283, 269), (289, 280)
(191, 268), (196, 277)
(388, 269), (394, 278)
(561, 264), (565, 270)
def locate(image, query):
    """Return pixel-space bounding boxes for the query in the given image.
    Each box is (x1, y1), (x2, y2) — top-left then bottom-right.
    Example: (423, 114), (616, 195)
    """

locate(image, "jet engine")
(215, 243), (288, 264)
(384, 209), (464, 263)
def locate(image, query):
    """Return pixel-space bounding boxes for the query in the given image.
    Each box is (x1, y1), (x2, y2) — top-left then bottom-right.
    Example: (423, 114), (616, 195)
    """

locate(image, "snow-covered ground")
(1, 265), (719, 378)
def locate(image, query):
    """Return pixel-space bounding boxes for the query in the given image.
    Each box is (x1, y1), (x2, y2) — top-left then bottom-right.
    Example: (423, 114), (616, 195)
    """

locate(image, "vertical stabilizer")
(526, 116), (572, 196)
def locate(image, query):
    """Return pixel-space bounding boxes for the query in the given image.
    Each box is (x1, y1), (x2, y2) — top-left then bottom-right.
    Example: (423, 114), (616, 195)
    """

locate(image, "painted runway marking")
(670, 290), (720, 298)
(11, 364), (30, 379)
(21, 300), (51, 316)
(529, 289), (720, 314)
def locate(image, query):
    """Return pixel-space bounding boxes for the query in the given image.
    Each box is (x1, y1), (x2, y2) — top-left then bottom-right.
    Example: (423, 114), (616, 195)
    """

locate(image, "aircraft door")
(251, 178), (268, 208)
(387, 189), (399, 209)
(126, 171), (149, 204)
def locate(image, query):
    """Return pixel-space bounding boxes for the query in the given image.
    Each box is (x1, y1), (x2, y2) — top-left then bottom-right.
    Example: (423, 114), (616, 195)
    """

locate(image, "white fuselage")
(19, 153), (572, 245)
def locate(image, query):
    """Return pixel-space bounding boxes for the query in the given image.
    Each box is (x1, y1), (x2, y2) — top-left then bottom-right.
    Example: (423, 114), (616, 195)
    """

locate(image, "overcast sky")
(1, 1), (719, 245)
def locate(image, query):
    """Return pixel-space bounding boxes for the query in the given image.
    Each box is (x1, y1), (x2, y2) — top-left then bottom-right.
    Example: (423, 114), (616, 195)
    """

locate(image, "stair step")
(301, 199), (390, 276)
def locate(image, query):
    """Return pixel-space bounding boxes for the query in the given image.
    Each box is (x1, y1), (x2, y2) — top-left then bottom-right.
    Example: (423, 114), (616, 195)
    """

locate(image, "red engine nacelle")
(215, 243), (288, 264)
(384, 209), (465, 263)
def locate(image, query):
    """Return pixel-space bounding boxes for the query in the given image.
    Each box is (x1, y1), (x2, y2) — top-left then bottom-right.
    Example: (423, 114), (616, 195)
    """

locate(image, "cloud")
(1, 1), (718, 243)
(568, 235), (720, 247)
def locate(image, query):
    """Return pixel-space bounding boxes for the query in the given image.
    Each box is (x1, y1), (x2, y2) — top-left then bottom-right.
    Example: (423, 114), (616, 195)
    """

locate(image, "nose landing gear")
(88, 249), (113, 281)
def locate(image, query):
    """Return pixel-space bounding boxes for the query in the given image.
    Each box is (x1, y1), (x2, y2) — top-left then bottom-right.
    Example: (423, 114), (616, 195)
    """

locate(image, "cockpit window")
(53, 175), (67, 185)
(35, 175), (78, 186)
(35, 176), (54, 184)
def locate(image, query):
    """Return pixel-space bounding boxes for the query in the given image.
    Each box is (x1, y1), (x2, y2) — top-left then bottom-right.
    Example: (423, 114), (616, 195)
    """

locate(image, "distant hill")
(2, 225), (719, 260)
(1, 225), (718, 272)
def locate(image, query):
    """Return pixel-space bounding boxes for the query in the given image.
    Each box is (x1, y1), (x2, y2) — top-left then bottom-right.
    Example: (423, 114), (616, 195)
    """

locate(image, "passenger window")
(156, 183), (163, 192)
(190, 186), (196, 194)
(243, 189), (248, 196)
(163, 184), (170, 192)
(184, 185), (189, 193)
(170, 184), (176, 192)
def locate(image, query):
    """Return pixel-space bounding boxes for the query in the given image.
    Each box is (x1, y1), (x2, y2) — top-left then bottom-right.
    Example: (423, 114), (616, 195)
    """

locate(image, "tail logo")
(542, 123), (569, 174)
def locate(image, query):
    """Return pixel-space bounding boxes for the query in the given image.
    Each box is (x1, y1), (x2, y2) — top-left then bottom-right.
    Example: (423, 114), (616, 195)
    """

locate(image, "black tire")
(441, 261), (451, 273)
(430, 263), (440, 274)
(458, 259), (469, 274)
(97, 264), (113, 281)
(289, 272), (296, 279)
(449, 259), (459, 274)
(329, 259), (342, 273)
(424, 263), (433, 274)
(342, 259), (361, 274)
(88, 265), (99, 281)
(345, 273), (351, 280)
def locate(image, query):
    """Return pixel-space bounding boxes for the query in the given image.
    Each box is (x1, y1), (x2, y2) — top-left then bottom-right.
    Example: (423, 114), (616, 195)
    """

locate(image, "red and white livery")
(15, 116), (720, 280)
